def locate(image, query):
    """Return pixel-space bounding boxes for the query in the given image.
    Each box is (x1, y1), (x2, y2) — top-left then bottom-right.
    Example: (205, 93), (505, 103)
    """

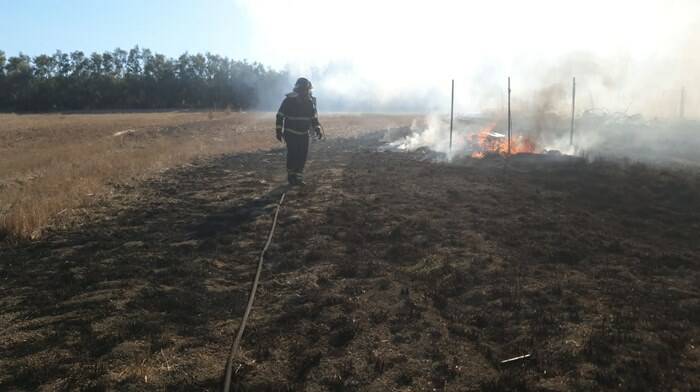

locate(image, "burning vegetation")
(468, 123), (537, 158)
(388, 115), (542, 161)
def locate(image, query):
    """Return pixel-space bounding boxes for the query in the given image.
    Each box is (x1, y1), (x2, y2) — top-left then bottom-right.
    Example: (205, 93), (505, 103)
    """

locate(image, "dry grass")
(0, 111), (415, 240)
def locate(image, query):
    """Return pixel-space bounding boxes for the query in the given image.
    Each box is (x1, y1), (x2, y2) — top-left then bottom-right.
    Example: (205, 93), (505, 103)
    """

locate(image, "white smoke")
(237, 0), (700, 165)
(388, 110), (700, 166)
(390, 114), (496, 160)
(391, 115), (450, 153)
(239, 0), (699, 116)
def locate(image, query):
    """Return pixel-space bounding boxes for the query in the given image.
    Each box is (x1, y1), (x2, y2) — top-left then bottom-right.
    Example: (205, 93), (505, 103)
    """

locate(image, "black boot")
(288, 172), (306, 186)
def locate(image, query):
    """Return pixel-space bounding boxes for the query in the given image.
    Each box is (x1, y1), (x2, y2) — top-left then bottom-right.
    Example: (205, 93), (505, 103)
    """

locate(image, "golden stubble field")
(0, 111), (415, 240)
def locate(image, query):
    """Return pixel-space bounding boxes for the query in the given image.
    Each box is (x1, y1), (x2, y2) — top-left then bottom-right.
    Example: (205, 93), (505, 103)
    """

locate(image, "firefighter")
(276, 77), (322, 186)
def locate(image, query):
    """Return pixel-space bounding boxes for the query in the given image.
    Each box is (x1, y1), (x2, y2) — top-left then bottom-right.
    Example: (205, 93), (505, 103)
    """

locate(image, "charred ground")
(1, 130), (699, 391)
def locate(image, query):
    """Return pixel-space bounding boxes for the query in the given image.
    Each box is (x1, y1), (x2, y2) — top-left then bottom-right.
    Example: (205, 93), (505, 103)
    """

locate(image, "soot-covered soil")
(1, 131), (699, 391)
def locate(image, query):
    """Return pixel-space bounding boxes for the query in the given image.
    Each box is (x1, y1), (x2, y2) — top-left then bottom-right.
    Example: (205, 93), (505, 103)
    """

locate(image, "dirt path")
(1, 132), (699, 391)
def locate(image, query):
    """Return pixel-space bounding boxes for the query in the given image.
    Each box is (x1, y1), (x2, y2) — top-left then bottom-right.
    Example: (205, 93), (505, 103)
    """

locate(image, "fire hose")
(222, 191), (286, 392)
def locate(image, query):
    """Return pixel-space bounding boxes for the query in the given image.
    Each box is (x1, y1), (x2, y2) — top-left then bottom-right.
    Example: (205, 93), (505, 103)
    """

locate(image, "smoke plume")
(239, 0), (700, 164)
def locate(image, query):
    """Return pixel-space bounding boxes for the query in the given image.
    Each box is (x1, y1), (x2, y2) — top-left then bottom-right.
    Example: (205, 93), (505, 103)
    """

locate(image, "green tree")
(126, 46), (142, 76)
(89, 53), (103, 75)
(33, 54), (54, 79)
(101, 51), (115, 75)
(53, 51), (71, 77)
(0, 47), (288, 112)
(70, 51), (88, 76)
(0, 50), (6, 77)
(0, 50), (7, 108)
(113, 48), (127, 77)
(5, 53), (33, 110)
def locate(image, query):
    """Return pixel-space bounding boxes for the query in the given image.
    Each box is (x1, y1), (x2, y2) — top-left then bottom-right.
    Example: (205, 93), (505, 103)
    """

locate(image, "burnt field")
(1, 128), (700, 391)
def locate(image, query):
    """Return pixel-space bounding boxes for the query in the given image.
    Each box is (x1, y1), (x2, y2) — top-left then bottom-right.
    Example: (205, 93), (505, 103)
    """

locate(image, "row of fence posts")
(448, 78), (689, 158)
(447, 77), (595, 157)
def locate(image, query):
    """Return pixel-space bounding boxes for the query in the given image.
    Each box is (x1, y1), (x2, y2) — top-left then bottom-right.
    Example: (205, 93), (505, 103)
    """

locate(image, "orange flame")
(468, 124), (536, 158)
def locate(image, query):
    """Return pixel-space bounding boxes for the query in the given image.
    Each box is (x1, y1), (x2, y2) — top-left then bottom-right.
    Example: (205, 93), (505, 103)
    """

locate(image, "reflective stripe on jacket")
(276, 93), (320, 134)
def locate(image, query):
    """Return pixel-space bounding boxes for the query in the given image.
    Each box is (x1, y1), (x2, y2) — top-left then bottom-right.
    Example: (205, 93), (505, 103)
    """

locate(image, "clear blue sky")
(1, 0), (255, 62)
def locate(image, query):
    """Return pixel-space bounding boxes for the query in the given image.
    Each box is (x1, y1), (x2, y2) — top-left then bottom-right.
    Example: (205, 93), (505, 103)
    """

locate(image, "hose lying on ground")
(223, 192), (287, 392)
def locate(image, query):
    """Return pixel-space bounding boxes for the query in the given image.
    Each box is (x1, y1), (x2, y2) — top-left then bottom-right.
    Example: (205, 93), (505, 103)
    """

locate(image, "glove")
(276, 128), (283, 142)
(314, 126), (322, 140)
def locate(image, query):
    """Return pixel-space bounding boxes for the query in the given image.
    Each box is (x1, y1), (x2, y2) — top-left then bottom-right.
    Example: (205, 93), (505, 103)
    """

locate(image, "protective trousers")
(284, 131), (309, 183)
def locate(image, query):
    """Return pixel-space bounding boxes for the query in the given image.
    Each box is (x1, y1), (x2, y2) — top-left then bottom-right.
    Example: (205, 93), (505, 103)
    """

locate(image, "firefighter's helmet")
(293, 77), (313, 94)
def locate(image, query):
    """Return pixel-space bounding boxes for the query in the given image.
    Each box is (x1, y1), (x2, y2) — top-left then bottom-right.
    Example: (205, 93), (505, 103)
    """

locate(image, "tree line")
(0, 46), (289, 112)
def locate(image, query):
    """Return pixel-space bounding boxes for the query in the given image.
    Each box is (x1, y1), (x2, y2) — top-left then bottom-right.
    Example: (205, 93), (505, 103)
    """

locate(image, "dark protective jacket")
(276, 92), (320, 135)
